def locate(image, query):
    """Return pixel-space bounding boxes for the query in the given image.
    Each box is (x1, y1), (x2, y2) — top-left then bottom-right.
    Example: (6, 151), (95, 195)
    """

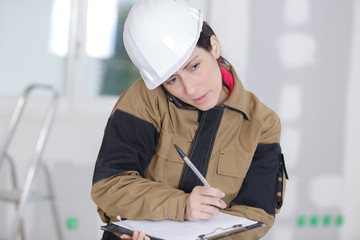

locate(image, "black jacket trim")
(231, 143), (282, 215)
(178, 106), (224, 193)
(92, 109), (159, 184)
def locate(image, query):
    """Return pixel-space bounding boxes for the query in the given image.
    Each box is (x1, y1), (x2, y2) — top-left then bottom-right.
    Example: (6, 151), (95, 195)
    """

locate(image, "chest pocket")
(214, 151), (253, 203)
(145, 131), (191, 188)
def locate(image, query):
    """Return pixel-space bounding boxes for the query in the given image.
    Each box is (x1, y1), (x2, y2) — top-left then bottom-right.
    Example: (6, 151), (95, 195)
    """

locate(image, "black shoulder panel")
(232, 143), (282, 215)
(92, 109), (159, 184)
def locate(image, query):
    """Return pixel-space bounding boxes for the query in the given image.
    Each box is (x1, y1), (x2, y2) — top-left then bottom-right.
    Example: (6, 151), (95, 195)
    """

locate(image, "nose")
(182, 77), (195, 96)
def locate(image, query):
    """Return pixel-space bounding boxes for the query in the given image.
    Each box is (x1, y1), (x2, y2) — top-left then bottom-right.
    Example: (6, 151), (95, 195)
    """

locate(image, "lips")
(194, 93), (208, 104)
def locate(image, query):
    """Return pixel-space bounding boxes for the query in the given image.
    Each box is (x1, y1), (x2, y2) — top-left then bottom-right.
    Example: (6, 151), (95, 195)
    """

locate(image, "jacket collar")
(221, 64), (250, 120)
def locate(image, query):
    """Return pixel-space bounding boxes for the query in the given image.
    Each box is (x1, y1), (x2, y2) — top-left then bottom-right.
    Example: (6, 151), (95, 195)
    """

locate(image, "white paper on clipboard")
(112, 212), (264, 240)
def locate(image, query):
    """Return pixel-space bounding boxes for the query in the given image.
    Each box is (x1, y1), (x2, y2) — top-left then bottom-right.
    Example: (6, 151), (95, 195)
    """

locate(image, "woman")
(91, 0), (288, 239)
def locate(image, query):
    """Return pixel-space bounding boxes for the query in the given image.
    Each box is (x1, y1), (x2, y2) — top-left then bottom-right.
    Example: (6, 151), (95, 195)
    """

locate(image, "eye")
(191, 63), (200, 70)
(165, 76), (177, 85)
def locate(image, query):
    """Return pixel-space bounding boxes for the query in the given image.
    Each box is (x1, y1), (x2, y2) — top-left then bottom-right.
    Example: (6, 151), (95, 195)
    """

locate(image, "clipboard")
(101, 224), (165, 240)
(101, 212), (265, 240)
(197, 222), (265, 240)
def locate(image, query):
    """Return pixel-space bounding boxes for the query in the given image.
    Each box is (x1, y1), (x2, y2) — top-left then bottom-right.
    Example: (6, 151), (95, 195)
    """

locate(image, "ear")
(210, 35), (221, 59)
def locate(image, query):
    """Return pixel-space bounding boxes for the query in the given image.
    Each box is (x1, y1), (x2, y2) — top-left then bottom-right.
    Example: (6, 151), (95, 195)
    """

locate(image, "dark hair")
(196, 21), (229, 65)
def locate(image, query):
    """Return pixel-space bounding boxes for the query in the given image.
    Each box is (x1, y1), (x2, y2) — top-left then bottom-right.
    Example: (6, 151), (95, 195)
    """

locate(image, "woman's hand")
(184, 186), (227, 221)
(121, 230), (150, 240)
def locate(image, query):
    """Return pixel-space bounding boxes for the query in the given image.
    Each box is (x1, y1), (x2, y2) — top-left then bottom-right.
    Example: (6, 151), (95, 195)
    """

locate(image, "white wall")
(340, 0), (360, 239)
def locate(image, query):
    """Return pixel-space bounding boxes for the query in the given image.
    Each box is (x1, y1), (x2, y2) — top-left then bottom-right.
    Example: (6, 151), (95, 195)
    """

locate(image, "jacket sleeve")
(219, 112), (288, 239)
(91, 109), (188, 222)
(92, 172), (188, 222)
(220, 143), (285, 239)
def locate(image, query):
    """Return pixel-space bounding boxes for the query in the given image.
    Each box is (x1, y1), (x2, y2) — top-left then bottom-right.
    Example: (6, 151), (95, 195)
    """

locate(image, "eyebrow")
(166, 55), (199, 81)
(182, 55), (199, 70)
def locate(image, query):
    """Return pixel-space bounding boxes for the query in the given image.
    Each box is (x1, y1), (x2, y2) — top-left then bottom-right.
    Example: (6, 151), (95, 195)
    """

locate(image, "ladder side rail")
(7, 85), (59, 240)
(0, 86), (34, 169)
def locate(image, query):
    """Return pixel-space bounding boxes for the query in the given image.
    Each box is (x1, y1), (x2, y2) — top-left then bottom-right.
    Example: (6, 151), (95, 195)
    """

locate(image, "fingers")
(184, 186), (227, 221)
(121, 230), (150, 240)
(121, 234), (132, 239)
(134, 230), (148, 240)
(192, 186), (227, 209)
(194, 186), (225, 199)
(199, 202), (221, 215)
(185, 199), (221, 221)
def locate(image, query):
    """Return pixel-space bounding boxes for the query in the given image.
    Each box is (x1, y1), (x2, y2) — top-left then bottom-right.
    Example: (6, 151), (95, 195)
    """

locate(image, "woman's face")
(162, 36), (227, 111)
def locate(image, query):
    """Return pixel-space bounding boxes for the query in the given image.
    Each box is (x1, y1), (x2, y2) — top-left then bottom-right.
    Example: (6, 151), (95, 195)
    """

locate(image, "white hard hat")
(123, 0), (203, 89)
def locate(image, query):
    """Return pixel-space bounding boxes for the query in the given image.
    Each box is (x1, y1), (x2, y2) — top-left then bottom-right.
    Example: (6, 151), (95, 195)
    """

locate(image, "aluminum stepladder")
(0, 85), (63, 240)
